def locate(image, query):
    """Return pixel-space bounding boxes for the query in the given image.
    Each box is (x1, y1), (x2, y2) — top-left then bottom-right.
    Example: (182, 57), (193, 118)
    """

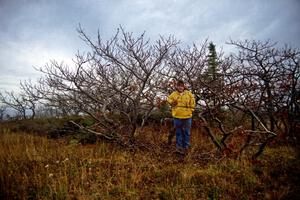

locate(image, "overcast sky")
(0, 0), (300, 92)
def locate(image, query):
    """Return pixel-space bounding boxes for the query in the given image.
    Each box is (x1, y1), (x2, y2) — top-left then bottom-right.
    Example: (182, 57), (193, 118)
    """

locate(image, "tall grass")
(0, 129), (299, 199)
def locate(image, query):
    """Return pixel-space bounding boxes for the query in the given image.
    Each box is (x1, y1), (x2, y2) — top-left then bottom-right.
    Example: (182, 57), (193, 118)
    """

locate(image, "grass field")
(0, 125), (299, 199)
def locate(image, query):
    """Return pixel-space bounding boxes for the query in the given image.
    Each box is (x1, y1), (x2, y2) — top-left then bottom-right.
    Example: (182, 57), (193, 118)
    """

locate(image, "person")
(167, 80), (195, 154)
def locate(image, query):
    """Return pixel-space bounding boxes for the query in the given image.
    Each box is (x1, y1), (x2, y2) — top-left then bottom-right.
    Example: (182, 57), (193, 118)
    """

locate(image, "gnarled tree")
(33, 26), (178, 141)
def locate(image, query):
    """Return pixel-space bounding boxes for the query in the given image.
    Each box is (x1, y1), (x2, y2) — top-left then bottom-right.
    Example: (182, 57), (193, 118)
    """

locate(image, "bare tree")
(0, 89), (37, 120)
(227, 40), (296, 131)
(32, 26), (178, 141)
(222, 39), (300, 156)
(280, 50), (300, 140)
(165, 40), (209, 104)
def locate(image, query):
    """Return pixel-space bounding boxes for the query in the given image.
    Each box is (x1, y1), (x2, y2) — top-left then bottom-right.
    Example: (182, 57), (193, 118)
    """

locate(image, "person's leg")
(173, 118), (183, 149)
(183, 118), (192, 149)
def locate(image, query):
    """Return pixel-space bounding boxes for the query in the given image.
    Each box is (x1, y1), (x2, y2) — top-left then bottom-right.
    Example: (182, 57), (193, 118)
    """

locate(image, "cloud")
(0, 0), (299, 93)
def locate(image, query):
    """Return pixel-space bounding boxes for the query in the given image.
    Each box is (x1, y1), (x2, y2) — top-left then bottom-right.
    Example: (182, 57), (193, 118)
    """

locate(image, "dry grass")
(0, 126), (299, 199)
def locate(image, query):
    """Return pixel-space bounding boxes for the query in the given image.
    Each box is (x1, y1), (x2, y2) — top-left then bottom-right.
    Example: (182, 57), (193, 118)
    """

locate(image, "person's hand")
(171, 100), (178, 107)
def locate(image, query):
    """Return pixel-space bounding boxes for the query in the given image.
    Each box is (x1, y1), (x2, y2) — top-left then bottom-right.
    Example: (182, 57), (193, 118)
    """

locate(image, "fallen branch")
(199, 116), (222, 150)
(245, 107), (277, 136)
(213, 116), (243, 148)
(243, 105), (277, 159)
(69, 120), (114, 140)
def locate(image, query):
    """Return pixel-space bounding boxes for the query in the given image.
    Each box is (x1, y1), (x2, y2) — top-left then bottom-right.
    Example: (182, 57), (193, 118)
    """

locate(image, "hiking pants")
(173, 118), (192, 149)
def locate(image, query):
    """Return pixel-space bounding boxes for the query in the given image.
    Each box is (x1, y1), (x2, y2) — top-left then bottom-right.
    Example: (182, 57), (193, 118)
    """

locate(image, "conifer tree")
(207, 42), (218, 81)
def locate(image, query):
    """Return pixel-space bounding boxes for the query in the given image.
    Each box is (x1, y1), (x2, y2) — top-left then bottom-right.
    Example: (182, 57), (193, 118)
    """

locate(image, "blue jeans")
(173, 118), (192, 149)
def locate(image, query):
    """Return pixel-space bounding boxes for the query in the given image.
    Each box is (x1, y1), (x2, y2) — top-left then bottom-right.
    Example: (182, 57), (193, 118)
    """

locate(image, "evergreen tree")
(204, 42), (223, 107)
(207, 42), (218, 81)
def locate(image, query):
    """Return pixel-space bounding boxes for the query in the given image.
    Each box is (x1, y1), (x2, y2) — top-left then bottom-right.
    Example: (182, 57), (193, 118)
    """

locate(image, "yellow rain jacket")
(167, 90), (196, 119)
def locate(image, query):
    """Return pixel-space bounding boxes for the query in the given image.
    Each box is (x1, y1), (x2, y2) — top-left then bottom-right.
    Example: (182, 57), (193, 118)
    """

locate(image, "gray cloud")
(0, 0), (299, 92)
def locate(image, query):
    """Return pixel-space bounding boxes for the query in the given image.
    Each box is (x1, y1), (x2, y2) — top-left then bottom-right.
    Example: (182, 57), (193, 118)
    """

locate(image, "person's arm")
(189, 92), (196, 111)
(167, 92), (178, 107)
